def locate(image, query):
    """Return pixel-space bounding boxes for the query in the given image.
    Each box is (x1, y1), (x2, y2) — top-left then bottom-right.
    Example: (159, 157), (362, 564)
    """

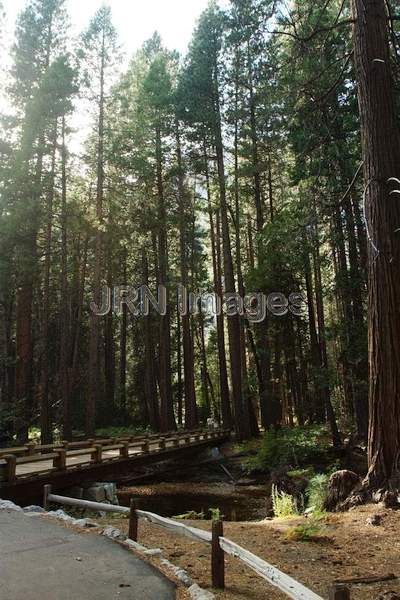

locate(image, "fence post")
(211, 520), (225, 589)
(120, 442), (130, 459)
(43, 484), (52, 511)
(4, 455), (16, 484)
(329, 584), (351, 600)
(27, 442), (36, 456)
(54, 449), (67, 471)
(92, 444), (102, 464)
(129, 499), (138, 542)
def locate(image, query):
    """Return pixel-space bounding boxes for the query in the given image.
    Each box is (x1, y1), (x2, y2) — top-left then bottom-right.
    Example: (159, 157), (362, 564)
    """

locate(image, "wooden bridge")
(0, 428), (230, 505)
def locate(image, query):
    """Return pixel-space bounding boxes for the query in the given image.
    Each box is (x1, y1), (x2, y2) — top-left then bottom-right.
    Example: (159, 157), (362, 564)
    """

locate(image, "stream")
(118, 481), (269, 521)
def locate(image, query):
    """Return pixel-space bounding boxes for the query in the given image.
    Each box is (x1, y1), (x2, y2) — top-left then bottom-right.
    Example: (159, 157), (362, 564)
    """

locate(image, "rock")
(125, 539), (148, 553)
(73, 518), (98, 528)
(375, 592), (400, 600)
(66, 486), (84, 500)
(47, 509), (75, 522)
(366, 514), (382, 526)
(143, 548), (163, 557)
(0, 499), (23, 512)
(83, 486), (106, 503)
(160, 559), (193, 586)
(103, 483), (119, 504)
(102, 526), (126, 541)
(188, 584), (216, 599)
(23, 505), (46, 513)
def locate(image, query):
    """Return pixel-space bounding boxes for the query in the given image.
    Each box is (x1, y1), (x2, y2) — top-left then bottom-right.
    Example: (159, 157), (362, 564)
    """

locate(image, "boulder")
(188, 584), (216, 600)
(83, 486), (106, 503)
(0, 499), (23, 512)
(23, 505), (46, 513)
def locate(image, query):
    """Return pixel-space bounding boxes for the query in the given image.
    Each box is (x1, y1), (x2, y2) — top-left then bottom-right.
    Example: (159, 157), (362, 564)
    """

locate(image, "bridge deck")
(0, 429), (230, 505)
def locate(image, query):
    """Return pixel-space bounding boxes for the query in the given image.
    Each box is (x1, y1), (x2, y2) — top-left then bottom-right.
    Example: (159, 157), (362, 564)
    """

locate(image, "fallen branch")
(335, 573), (396, 585)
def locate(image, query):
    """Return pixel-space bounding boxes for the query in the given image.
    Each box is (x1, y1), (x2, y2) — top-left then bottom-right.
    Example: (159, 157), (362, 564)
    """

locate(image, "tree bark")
(351, 0), (400, 489)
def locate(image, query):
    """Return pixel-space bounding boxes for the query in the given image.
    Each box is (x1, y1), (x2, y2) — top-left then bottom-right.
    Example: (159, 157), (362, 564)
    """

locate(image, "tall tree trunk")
(156, 126), (176, 432)
(212, 60), (250, 440)
(87, 27), (106, 436)
(40, 122), (57, 443)
(142, 250), (160, 431)
(176, 122), (197, 429)
(60, 117), (71, 440)
(204, 143), (231, 427)
(351, 0), (400, 489)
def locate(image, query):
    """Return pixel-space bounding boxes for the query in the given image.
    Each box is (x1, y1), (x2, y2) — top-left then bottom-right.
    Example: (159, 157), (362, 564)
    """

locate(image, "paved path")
(0, 510), (176, 600)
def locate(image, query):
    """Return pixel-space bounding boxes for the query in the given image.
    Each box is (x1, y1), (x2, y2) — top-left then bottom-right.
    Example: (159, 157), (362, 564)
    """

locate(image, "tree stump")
(324, 470), (362, 512)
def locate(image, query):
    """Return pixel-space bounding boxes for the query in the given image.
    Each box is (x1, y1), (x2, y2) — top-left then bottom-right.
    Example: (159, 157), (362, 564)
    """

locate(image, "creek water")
(118, 482), (269, 521)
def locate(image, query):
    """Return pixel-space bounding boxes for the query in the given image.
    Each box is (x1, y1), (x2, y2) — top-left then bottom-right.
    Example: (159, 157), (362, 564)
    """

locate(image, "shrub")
(285, 521), (323, 542)
(245, 426), (330, 473)
(271, 485), (299, 518)
(306, 474), (330, 513)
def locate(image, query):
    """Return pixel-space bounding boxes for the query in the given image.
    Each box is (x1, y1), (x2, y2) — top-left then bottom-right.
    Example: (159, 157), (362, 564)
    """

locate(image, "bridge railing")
(0, 429), (230, 484)
(42, 485), (348, 600)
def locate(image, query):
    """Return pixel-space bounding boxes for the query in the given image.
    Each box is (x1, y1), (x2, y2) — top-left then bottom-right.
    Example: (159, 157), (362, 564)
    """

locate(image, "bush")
(271, 485), (299, 518)
(245, 426), (330, 473)
(306, 474), (330, 513)
(285, 521), (323, 542)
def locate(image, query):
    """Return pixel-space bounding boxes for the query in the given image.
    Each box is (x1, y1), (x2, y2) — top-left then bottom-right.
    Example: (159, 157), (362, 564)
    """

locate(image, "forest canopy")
(1, 0), (400, 493)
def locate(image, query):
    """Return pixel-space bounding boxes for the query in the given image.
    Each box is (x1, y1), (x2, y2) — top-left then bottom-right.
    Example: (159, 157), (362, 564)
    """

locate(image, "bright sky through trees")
(0, 0), (221, 119)
(2, 0), (214, 55)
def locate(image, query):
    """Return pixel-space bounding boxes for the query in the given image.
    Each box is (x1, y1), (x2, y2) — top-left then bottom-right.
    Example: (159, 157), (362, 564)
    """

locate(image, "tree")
(81, 5), (118, 436)
(351, 0), (400, 490)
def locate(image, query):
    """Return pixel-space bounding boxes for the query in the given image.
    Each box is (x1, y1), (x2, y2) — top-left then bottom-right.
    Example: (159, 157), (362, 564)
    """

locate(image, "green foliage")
(245, 426), (330, 473)
(95, 426), (151, 438)
(209, 507), (222, 521)
(287, 468), (315, 479)
(306, 474), (329, 513)
(271, 485), (299, 519)
(285, 520), (324, 542)
(173, 510), (205, 520)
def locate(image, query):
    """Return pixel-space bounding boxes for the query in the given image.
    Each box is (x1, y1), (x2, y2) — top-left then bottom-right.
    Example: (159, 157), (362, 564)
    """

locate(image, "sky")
(1, 0), (224, 149)
(2, 0), (214, 57)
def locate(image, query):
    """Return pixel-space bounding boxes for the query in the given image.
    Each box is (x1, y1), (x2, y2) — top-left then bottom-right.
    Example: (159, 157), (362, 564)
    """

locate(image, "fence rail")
(43, 486), (349, 600)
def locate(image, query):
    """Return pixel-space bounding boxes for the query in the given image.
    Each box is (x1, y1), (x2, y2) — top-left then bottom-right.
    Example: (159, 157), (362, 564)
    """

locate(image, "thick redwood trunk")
(352, 0), (400, 489)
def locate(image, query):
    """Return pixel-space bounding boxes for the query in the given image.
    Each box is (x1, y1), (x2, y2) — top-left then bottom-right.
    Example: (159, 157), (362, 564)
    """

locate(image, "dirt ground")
(98, 503), (400, 600)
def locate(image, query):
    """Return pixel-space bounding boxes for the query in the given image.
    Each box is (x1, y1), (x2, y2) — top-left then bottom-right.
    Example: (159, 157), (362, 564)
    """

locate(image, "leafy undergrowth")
(243, 425), (333, 474)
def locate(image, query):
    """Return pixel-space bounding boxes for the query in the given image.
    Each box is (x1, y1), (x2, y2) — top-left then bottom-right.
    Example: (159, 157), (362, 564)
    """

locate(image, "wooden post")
(211, 520), (225, 589)
(92, 444), (102, 464)
(43, 484), (52, 511)
(141, 440), (150, 454)
(120, 442), (130, 458)
(27, 442), (36, 456)
(159, 437), (166, 451)
(129, 498), (138, 541)
(54, 449), (67, 471)
(329, 584), (351, 600)
(4, 455), (16, 484)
